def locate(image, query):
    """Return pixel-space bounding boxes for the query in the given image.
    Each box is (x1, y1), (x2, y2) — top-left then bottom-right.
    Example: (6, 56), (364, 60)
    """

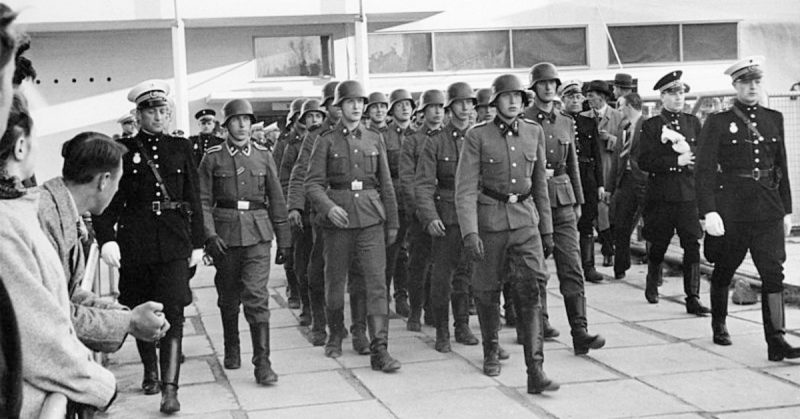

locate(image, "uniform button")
(511, 179), (517, 184)
(510, 147), (515, 151)
(512, 163), (517, 167)
(177, 169), (181, 173)
(354, 193), (359, 198)
(755, 158), (760, 163)
(152, 146), (157, 151)
(133, 169), (138, 174)
(444, 157), (449, 161)
(754, 149), (760, 154)
(753, 122), (758, 127)
(155, 164), (159, 168)
(354, 164), (358, 168)
(489, 159), (494, 163)
(732, 140), (737, 144)
(156, 192), (161, 197)
(549, 135), (553, 139)
(156, 211), (162, 216)
(354, 149), (359, 153)
(750, 114), (756, 119)
(154, 155), (159, 159)
(550, 150), (554, 153)
(753, 140), (759, 145)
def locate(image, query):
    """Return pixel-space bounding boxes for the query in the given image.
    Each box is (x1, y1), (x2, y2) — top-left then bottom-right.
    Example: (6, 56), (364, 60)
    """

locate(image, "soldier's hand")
(101, 241), (121, 268)
(426, 220), (446, 237)
(328, 206), (349, 228)
(129, 301), (170, 342)
(386, 228), (398, 247)
(704, 212), (725, 237)
(463, 233), (485, 261)
(784, 214), (793, 237)
(205, 235), (228, 261)
(288, 209), (304, 231)
(275, 247), (292, 265)
(597, 186), (605, 202)
(188, 248), (203, 268)
(677, 151), (695, 167)
(542, 234), (555, 259)
(574, 205), (582, 220)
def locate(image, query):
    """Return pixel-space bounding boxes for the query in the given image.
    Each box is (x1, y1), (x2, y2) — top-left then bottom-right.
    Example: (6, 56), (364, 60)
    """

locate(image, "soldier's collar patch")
(425, 127), (441, 136)
(493, 116), (519, 136)
(226, 141), (251, 156)
(342, 126), (362, 138)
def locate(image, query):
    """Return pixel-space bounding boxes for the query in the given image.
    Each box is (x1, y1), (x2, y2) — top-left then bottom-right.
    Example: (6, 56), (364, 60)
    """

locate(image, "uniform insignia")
(206, 144), (223, 154)
(193, 143), (198, 149)
(236, 167), (245, 176)
(133, 152), (141, 164)
(253, 142), (269, 151)
(729, 122), (738, 134)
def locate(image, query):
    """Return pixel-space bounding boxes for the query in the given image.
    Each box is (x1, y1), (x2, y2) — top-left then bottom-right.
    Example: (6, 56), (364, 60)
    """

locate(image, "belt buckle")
(752, 168), (761, 181)
(151, 201), (161, 212)
(508, 194), (519, 204)
(237, 200), (250, 210)
(545, 168), (555, 178)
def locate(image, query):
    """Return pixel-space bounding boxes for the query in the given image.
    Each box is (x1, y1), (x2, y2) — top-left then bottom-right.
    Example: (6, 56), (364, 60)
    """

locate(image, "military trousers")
(473, 226), (548, 294)
(710, 219), (785, 293)
(213, 241), (272, 324)
(546, 206), (585, 298)
(323, 224), (388, 315)
(577, 162), (599, 236)
(385, 210), (409, 299)
(642, 200), (701, 266)
(407, 214), (432, 305)
(612, 173), (647, 275)
(430, 224), (472, 309)
(119, 258), (191, 309)
(293, 220), (313, 303)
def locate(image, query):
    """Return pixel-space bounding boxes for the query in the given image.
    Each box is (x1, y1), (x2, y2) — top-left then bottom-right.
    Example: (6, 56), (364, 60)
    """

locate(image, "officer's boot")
(564, 295), (606, 355)
(221, 311), (241, 369)
(539, 282), (560, 339)
(502, 283), (517, 327)
(580, 234), (604, 283)
(645, 261), (661, 304)
(159, 335), (182, 414)
(452, 293), (479, 345)
(250, 322), (278, 384)
(710, 282), (732, 346)
(475, 294), (501, 376)
(762, 292), (800, 361)
(324, 308), (345, 358)
(515, 290), (560, 394)
(136, 340), (160, 395)
(407, 283), (423, 332)
(368, 315), (402, 372)
(684, 263), (711, 315)
(434, 303), (451, 353)
(349, 292), (371, 355)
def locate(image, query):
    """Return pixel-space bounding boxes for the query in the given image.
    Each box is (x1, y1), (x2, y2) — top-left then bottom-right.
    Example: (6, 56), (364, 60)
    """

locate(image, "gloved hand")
(188, 248), (203, 267)
(542, 234), (555, 259)
(784, 214), (793, 237)
(275, 247), (292, 265)
(205, 235), (228, 261)
(288, 209), (304, 231)
(677, 151), (695, 167)
(704, 212), (725, 237)
(128, 301), (170, 342)
(463, 232), (484, 261)
(386, 228), (398, 247)
(101, 241), (121, 268)
(426, 220), (446, 237)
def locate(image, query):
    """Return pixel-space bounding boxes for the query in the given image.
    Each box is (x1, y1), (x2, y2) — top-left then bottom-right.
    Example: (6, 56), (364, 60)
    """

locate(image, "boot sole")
(528, 382), (560, 394)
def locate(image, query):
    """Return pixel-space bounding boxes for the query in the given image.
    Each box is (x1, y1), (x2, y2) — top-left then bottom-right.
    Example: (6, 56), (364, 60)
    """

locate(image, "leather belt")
(722, 167), (774, 181)
(481, 187), (532, 204)
(546, 167), (568, 178)
(134, 201), (191, 213)
(329, 181), (378, 190)
(216, 200), (268, 210)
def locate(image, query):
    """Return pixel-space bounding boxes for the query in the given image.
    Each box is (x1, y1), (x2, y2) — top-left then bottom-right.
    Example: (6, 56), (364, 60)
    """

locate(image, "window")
(513, 28), (587, 68)
(608, 23), (737, 65)
(434, 31), (509, 71)
(254, 36), (331, 78)
(368, 33), (432, 74)
(683, 23), (737, 61)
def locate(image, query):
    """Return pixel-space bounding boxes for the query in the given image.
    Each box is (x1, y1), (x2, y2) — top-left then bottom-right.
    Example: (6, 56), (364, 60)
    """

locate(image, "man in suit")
(613, 73), (636, 107)
(609, 93), (648, 279)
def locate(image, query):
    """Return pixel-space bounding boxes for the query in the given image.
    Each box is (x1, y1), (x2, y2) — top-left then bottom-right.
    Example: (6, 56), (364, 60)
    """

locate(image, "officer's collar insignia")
(536, 109), (556, 123)
(226, 141), (251, 156)
(342, 126), (362, 138)
(729, 122), (738, 134)
(493, 116), (519, 136)
(425, 127), (441, 136)
(132, 152), (141, 164)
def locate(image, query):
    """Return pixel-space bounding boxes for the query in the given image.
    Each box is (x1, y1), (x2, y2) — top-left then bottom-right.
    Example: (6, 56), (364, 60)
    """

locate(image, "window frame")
(252, 34), (334, 80)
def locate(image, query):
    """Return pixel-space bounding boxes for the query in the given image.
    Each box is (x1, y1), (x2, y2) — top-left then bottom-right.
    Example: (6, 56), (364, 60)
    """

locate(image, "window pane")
(513, 28), (586, 67)
(683, 23), (737, 61)
(608, 25), (679, 65)
(435, 31), (509, 71)
(368, 33), (432, 73)
(254, 36), (331, 77)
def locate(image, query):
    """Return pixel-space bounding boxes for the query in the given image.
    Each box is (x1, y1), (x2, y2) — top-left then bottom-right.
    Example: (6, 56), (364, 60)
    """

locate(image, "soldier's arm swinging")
(414, 137), (445, 236)
(375, 138), (399, 245)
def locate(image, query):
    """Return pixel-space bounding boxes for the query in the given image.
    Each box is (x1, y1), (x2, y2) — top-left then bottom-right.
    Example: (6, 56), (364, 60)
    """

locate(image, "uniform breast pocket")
(213, 170), (234, 195)
(480, 153), (505, 178)
(328, 153), (348, 176)
(387, 148), (401, 176)
(523, 149), (537, 177)
(436, 156), (458, 178)
(363, 148), (379, 174)
(250, 169), (266, 192)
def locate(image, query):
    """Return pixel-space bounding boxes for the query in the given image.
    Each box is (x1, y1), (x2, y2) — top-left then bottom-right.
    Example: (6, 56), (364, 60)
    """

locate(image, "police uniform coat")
(189, 133), (223, 167)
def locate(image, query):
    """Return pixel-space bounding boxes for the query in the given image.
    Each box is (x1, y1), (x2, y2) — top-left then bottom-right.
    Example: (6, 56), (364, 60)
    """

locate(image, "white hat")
(127, 79), (171, 109)
(724, 56), (765, 82)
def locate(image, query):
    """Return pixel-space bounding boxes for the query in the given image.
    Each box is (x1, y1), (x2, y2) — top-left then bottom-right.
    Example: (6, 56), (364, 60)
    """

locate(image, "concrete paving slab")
(640, 414), (706, 419)
(184, 304), (199, 317)
(101, 382), (239, 418)
(585, 283), (691, 322)
(641, 368), (800, 412)
(761, 363), (800, 386)
(179, 359), (217, 385)
(174, 382), (240, 415)
(493, 347), (620, 387)
(248, 399), (395, 419)
(386, 386), (541, 418)
(716, 406), (800, 419)
(261, 346), (342, 375)
(588, 322), (673, 348)
(546, 302), (623, 330)
(232, 370), (364, 411)
(193, 287), (220, 316)
(182, 334), (215, 358)
(689, 333), (780, 369)
(639, 315), (763, 341)
(337, 336), (451, 369)
(530, 378), (694, 419)
(730, 305), (800, 333)
(183, 317), (198, 336)
(589, 342), (740, 377)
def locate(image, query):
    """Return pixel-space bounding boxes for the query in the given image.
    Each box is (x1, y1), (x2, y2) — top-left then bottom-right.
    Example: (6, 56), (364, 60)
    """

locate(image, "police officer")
(638, 71), (710, 315)
(697, 56), (798, 360)
(455, 74), (558, 393)
(524, 63), (605, 355)
(305, 80), (402, 372)
(199, 98), (291, 384)
(188, 108), (222, 167)
(415, 82), (480, 353)
(383, 88), (416, 317)
(118, 111), (137, 139)
(94, 79), (204, 413)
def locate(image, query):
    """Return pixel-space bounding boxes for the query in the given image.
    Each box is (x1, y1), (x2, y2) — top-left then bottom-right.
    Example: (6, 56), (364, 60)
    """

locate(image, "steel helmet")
(418, 89), (446, 111)
(489, 74), (528, 106)
(475, 88), (493, 108)
(528, 62), (562, 89)
(365, 91), (389, 111)
(299, 98), (326, 123)
(446, 82), (477, 109)
(388, 88), (416, 112)
(321, 81), (339, 107)
(286, 98), (305, 126)
(333, 80), (368, 106)
(222, 99), (255, 126)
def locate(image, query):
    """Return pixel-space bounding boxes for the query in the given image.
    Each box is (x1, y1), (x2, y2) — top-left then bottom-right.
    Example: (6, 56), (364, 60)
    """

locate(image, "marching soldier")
(117, 111), (137, 139)
(475, 88), (496, 123)
(188, 108), (222, 167)
(383, 88), (416, 317)
(321, 81), (342, 131)
(455, 74), (558, 393)
(638, 71), (710, 315)
(94, 79), (205, 414)
(524, 63), (605, 355)
(198, 99), (291, 385)
(305, 80), (402, 372)
(697, 56), (799, 360)
(414, 82), (480, 353)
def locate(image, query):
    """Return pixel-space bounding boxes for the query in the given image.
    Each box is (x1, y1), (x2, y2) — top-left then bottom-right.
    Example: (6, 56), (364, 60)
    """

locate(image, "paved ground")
(99, 243), (800, 419)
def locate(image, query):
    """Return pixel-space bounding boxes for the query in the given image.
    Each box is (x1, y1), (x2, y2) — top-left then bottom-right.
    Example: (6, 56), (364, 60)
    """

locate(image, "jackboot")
(324, 308), (345, 358)
(368, 315), (402, 372)
(762, 292), (800, 361)
(250, 322), (278, 384)
(684, 263), (711, 315)
(159, 336), (182, 414)
(599, 228), (614, 267)
(221, 311), (241, 369)
(407, 285), (423, 332)
(580, 234), (604, 283)
(349, 292), (371, 355)
(308, 291), (328, 346)
(452, 293), (479, 345)
(434, 304), (451, 353)
(518, 301), (559, 394)
(645, 261), (661, 304)
(475, 298), (501, 376)
(503, 284), (517, 327)
(710, 282), (732, 345)
(539, 283), (560, 339)
(136, 340), (160, 395)
(564, 295), (605, 355)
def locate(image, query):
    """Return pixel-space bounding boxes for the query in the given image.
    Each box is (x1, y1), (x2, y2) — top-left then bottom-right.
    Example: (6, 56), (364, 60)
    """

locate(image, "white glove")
(785, 214), (793, 237)
(672, 139), (691, 154)
(188, 248), (204, 268)
(661, 126), (685, 144)
(704, 212), (725, 237)
(101, 241), (121, 268)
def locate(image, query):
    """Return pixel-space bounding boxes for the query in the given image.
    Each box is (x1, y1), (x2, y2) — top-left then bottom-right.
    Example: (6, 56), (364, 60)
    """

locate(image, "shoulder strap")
(730, 105), (764, 139)
(134, 138), (174, 202)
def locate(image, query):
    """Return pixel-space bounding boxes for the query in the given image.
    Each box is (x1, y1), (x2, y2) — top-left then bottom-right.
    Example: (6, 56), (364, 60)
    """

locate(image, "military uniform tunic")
(189, 133), (223, 167)
(571, 113), (603, 236)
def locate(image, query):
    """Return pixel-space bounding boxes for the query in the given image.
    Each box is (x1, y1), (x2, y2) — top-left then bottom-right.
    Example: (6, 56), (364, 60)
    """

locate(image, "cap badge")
(729, 123), (738, 134)
(133, 152), (142, 164)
